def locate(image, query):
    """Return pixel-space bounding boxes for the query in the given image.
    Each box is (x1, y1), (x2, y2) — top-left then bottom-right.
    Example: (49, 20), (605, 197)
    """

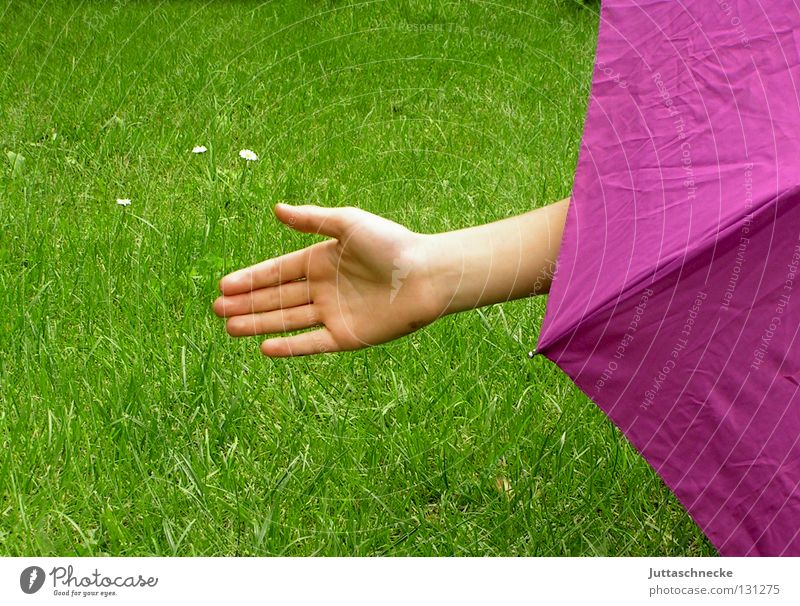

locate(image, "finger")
(225, 305), (320, 337)
(213, 280), (311, 318)
(260, 328), (339, 357)
(219, 247), (310, 296)
(274, 202), (358, 239)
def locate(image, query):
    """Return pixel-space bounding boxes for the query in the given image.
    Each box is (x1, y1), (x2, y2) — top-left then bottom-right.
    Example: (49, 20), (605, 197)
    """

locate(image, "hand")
(213, 203), (445, 357)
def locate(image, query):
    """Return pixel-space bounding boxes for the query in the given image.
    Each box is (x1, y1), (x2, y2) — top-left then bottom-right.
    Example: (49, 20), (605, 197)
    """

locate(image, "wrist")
(416, 231), (473, 317)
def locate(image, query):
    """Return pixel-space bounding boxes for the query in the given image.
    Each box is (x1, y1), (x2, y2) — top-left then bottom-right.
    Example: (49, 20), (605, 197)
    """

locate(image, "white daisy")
(239, 149), (258, 161)
(116, 198), (131, 206)
(192, 145), (207, 154)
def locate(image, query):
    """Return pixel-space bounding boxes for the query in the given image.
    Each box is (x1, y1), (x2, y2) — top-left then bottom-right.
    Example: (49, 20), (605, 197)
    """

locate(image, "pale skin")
(213, 198), (570, 357)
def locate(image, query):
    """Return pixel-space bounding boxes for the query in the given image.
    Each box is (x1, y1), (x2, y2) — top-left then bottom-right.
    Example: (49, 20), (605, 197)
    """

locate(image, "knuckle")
(266, 263), (281, 283)
(343, 205), (361, 219)
(306, 307), (320, 325)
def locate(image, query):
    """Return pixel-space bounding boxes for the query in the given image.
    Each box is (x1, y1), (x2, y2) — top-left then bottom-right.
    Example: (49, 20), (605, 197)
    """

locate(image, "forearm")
(423, 197), (569, 315)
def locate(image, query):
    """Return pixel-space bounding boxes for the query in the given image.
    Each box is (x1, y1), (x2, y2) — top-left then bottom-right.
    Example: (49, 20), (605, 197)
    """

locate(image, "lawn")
(0, 0), (717, 556)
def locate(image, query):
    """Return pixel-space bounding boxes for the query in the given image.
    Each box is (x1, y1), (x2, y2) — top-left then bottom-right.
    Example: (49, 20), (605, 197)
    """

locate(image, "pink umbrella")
(536, 0), (800, 555)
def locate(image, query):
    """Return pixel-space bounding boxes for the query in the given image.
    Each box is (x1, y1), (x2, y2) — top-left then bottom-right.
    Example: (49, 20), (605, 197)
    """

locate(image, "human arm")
(212, 197), (569, 357)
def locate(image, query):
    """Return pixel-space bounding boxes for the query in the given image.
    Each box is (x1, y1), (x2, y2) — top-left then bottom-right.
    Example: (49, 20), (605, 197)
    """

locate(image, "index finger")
(219, 247), (310, 296)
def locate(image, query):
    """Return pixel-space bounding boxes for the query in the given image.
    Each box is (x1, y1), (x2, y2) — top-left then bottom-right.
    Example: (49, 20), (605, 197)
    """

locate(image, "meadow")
(0, 0), (717, 556)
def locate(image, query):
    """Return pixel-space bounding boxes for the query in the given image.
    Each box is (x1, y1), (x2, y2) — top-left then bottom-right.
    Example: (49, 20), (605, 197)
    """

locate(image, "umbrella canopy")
(537, 0), (800, 556)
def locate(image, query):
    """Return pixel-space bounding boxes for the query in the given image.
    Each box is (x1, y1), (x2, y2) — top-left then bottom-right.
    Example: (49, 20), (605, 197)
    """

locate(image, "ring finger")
(225, 304), (322, 337)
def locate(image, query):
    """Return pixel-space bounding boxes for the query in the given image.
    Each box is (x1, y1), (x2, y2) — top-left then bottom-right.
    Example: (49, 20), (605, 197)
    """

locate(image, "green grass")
(0, 0), (716, 556)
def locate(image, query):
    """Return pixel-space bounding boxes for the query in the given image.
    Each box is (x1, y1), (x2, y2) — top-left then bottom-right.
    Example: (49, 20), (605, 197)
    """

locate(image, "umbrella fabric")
(537, 0), (800, 556)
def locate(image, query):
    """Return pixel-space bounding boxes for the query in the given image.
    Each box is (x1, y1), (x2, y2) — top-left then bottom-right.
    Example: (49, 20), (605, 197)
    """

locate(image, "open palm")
(213, 203), (443, 356)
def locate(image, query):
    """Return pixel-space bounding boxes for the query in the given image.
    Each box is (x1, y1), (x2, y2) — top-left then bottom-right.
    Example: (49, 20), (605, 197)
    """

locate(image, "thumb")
(274, 203), (356, 238)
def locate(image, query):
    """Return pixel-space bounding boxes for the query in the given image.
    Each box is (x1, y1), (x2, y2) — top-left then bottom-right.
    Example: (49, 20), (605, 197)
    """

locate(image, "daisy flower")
(116, 198), (131, 206)
(239, 149), (258, 161)
(192, 145), (208, 154)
